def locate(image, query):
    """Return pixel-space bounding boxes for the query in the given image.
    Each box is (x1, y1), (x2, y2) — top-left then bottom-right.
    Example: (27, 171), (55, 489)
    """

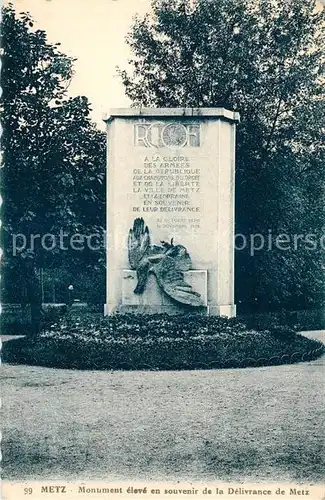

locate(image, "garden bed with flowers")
(2, 314), (324, 370)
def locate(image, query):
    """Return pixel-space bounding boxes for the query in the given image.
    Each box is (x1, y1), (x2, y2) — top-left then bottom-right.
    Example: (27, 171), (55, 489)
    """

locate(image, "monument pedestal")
(120, 269), (208, 315)
(104, 108), (239, 317)
(209, 305), (237, 317)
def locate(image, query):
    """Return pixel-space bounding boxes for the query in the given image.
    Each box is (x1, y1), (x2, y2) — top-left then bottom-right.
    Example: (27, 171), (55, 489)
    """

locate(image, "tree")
(1, 5), (106, 332)
(119, 0), (325, 311)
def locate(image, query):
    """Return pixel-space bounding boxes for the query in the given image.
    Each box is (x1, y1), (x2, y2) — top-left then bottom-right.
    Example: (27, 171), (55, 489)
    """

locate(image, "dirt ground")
(1, 331), (324, 483)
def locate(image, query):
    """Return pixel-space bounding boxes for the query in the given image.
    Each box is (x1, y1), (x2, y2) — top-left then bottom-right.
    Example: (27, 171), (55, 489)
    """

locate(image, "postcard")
(1, 0), (324, 498)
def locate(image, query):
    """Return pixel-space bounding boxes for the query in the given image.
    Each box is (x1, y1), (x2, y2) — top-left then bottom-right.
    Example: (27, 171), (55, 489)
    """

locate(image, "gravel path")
(1, 331), (324, 482)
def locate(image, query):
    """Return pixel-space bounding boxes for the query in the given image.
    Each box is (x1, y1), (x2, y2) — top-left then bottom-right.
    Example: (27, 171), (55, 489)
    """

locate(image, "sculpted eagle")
(128, 218), (204, 307)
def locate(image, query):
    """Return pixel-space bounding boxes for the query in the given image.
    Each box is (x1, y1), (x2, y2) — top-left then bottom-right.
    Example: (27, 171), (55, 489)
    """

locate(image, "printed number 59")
(24, 488), (33, 495)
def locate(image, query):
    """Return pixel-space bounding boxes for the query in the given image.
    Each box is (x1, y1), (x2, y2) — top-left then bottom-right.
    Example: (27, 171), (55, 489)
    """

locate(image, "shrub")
(267, 325), (297, 341)
(42, 304), (68, 327)
(2, 313), (323, 370)
(48, 313), (250, 339)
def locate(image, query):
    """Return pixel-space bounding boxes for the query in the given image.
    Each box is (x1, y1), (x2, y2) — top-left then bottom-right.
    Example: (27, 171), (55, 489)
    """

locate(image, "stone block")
(122, 269), (208, 308)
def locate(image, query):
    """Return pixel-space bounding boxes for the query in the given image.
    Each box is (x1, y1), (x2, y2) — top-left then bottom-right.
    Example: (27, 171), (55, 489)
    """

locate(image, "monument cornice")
(104, 107), (240, 123)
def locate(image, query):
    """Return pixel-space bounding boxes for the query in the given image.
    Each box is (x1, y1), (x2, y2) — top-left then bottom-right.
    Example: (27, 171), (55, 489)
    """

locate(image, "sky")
(12, 0), (151, 128)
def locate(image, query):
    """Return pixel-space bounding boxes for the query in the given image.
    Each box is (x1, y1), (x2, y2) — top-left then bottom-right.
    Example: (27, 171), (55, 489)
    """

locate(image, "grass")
(1, 334), (324, 482)
(2, 313), (324, 370)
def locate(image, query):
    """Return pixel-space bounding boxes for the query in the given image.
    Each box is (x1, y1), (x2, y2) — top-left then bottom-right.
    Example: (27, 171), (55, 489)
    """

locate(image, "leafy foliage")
(1, 5), (106, 320)
(119, 0), (325, 311)
(2, 313), (323, 370)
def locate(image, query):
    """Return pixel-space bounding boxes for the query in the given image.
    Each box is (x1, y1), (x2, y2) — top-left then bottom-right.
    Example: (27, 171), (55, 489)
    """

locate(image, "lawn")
(1, 331), (324, 482)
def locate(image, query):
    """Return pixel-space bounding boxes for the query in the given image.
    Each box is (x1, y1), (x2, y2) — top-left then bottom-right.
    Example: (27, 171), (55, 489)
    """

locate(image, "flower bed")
(2, 314), (323, 370)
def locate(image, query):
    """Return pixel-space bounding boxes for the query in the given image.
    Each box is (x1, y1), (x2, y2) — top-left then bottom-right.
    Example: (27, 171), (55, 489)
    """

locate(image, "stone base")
(104, 270), (236, 317)
(208, 304), (237, 318)
(121, 269), (207, 310)
(116, 305), (209, 315)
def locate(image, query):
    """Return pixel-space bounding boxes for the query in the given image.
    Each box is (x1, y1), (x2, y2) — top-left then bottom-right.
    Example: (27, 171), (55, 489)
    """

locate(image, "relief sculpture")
(128, 218), (204, 306)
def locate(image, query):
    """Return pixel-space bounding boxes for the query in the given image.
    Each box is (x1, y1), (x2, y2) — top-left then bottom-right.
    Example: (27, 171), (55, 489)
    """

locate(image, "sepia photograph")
(1, 0), (324, 498)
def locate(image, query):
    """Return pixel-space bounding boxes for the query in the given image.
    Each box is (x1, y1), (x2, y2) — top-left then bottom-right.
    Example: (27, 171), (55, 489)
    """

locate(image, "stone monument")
(104, 108), (240, 316)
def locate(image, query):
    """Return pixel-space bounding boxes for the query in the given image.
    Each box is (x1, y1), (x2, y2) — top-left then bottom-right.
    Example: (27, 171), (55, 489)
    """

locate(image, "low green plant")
(42, 304), (68, 327)
(2, 313), (323, 370)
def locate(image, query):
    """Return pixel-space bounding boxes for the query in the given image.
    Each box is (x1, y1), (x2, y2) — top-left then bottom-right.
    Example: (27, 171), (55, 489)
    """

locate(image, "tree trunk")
(21, 256), (43, 336)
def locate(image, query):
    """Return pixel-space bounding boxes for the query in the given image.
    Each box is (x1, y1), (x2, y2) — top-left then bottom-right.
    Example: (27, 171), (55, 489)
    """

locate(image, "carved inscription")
(132, 154), (201, 219)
